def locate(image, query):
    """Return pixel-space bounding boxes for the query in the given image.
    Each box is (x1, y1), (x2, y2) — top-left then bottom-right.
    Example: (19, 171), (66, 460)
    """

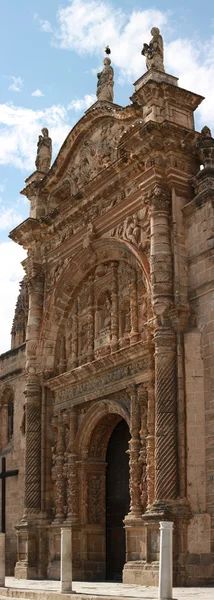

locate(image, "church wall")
(0, 344), (26, 574)
(185, 198), (214, 579)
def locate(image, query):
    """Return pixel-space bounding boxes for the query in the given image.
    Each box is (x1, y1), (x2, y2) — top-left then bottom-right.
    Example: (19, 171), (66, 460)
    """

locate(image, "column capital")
(147, 185), (170, 214)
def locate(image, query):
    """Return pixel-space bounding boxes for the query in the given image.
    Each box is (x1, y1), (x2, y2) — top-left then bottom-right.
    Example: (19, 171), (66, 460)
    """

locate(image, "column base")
(15, 517), (49, 579)
(123, 560), (159, 586)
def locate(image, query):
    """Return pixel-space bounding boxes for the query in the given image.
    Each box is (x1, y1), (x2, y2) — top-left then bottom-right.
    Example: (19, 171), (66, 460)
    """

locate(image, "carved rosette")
(51, 413), (66, 522)
(128, 385), (142, 516)
(137, 384), (148, 512)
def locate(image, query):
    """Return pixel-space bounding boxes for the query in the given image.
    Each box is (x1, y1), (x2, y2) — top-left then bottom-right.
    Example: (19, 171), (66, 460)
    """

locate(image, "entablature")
(45, 339), (152, 411)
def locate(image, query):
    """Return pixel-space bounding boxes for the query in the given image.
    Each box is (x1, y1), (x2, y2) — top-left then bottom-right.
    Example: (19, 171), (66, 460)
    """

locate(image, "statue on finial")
(35, 127), (52, 174)
(141, 27), (165, 72)
(96, 46), (114, 102)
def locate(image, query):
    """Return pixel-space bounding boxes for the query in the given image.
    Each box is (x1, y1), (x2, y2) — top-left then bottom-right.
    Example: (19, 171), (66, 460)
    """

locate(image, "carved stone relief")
(65, 121), (125, 194)
(54, 259), (148, 373)
(110, 206), (150, 254)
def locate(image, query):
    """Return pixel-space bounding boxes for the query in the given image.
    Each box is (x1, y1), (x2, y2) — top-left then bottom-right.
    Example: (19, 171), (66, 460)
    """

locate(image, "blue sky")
(0, 0), (214, 352)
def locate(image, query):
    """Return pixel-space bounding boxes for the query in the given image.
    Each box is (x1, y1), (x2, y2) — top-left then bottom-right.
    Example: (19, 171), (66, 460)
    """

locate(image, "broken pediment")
(48, 118), (126, 209)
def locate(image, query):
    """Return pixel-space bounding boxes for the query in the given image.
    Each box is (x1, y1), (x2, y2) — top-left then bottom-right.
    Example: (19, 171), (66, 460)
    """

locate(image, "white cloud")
(32, 89), (44, 97)
(53, 0), (166, 81)
(42, 0), (214, 129)
(68, 93), (96, 111)
(0, 206), (22, 230)
(8, 76), (23, 92)
(0, 102), (71, 171)
(34, 13), (52, 33)
(0, 242), (26, 354)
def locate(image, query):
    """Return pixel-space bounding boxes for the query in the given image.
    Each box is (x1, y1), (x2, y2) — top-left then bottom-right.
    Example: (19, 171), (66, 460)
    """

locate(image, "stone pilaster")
(87, 276), (94, 362)
(127, 385), (142, 517)
(110, 261), (119, 352)
(52, 414), (66, 523)
(138, 384), (148, 512)
(71, 300), (78, 368)
(65, 410), (79, 524)
(129, 271), (139, 344)
(146, 386), (155, 508)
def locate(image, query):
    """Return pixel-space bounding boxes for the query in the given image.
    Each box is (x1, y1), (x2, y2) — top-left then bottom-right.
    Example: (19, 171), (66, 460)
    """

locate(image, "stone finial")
(141, 27), (165, 72)
(201, 125), (212, 139)
(35, 127), (52, 174)
(96, 46), (114, 102)
(195, 125), (214, 170)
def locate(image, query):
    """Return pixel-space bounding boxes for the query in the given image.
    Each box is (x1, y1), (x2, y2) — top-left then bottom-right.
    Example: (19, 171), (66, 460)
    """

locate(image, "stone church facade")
(0, 30), (214, 586)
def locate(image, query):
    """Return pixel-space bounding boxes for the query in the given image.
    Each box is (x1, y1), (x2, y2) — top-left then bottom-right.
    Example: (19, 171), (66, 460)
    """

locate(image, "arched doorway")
(106, 419), (130, 581)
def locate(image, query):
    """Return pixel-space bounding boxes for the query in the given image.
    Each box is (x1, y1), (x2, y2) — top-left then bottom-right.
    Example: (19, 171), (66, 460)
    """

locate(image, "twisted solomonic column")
(149, 186), (178, 509)
(24, 377), (42, 513)
(23, 265), (44, 517)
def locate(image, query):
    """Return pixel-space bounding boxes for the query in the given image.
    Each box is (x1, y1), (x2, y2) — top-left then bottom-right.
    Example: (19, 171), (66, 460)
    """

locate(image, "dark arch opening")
(105, 419), (130, 581)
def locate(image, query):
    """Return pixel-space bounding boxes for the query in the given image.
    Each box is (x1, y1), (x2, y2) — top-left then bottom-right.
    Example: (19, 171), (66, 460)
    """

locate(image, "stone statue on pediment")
(142, 27), (165, 72)
(35, 127), (52, 173)
(97, 57), (114, 102)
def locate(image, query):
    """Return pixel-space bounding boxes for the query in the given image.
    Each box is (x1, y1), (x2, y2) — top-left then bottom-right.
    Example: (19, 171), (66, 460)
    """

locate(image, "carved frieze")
(54, 357), (149, 410)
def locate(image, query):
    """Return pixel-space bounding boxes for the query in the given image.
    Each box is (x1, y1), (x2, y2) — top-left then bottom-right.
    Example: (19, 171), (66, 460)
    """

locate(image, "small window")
(0, 388), (14, 450)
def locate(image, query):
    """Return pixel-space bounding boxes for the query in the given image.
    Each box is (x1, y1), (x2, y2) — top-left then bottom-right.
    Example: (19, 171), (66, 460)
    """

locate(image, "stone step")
(0, 591), (143, 600)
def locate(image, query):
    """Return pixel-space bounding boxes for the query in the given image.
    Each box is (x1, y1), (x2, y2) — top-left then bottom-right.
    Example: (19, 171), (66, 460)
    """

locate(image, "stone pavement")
(0, 579), (212, 600)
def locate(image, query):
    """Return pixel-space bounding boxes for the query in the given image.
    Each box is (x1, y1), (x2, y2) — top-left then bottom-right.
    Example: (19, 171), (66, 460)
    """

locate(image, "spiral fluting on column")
(155, 331), (177, 501)
(25, 402), (41, 511)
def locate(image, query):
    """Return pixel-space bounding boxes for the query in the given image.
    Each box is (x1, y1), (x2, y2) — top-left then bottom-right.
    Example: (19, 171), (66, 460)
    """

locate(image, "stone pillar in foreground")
(0, 534), (5, 586)
(159, 521), (173, 600)
(61, 527), (72, 593)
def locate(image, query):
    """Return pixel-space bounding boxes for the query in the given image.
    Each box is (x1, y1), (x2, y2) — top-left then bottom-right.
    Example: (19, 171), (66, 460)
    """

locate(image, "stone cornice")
(9, 218), (43, 247)
(45, 339), (152, 395)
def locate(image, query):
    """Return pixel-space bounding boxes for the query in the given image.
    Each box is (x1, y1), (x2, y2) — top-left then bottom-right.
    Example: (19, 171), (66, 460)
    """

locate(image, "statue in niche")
(141, 27), (165, 73)
(79, 322), (88, 357)
(95, 292), (111, 339)
(97, 57), (114, 102)
(35, 128), (52, 173)
(83, 223), (96, 249)
(120, 300), (131, 339)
